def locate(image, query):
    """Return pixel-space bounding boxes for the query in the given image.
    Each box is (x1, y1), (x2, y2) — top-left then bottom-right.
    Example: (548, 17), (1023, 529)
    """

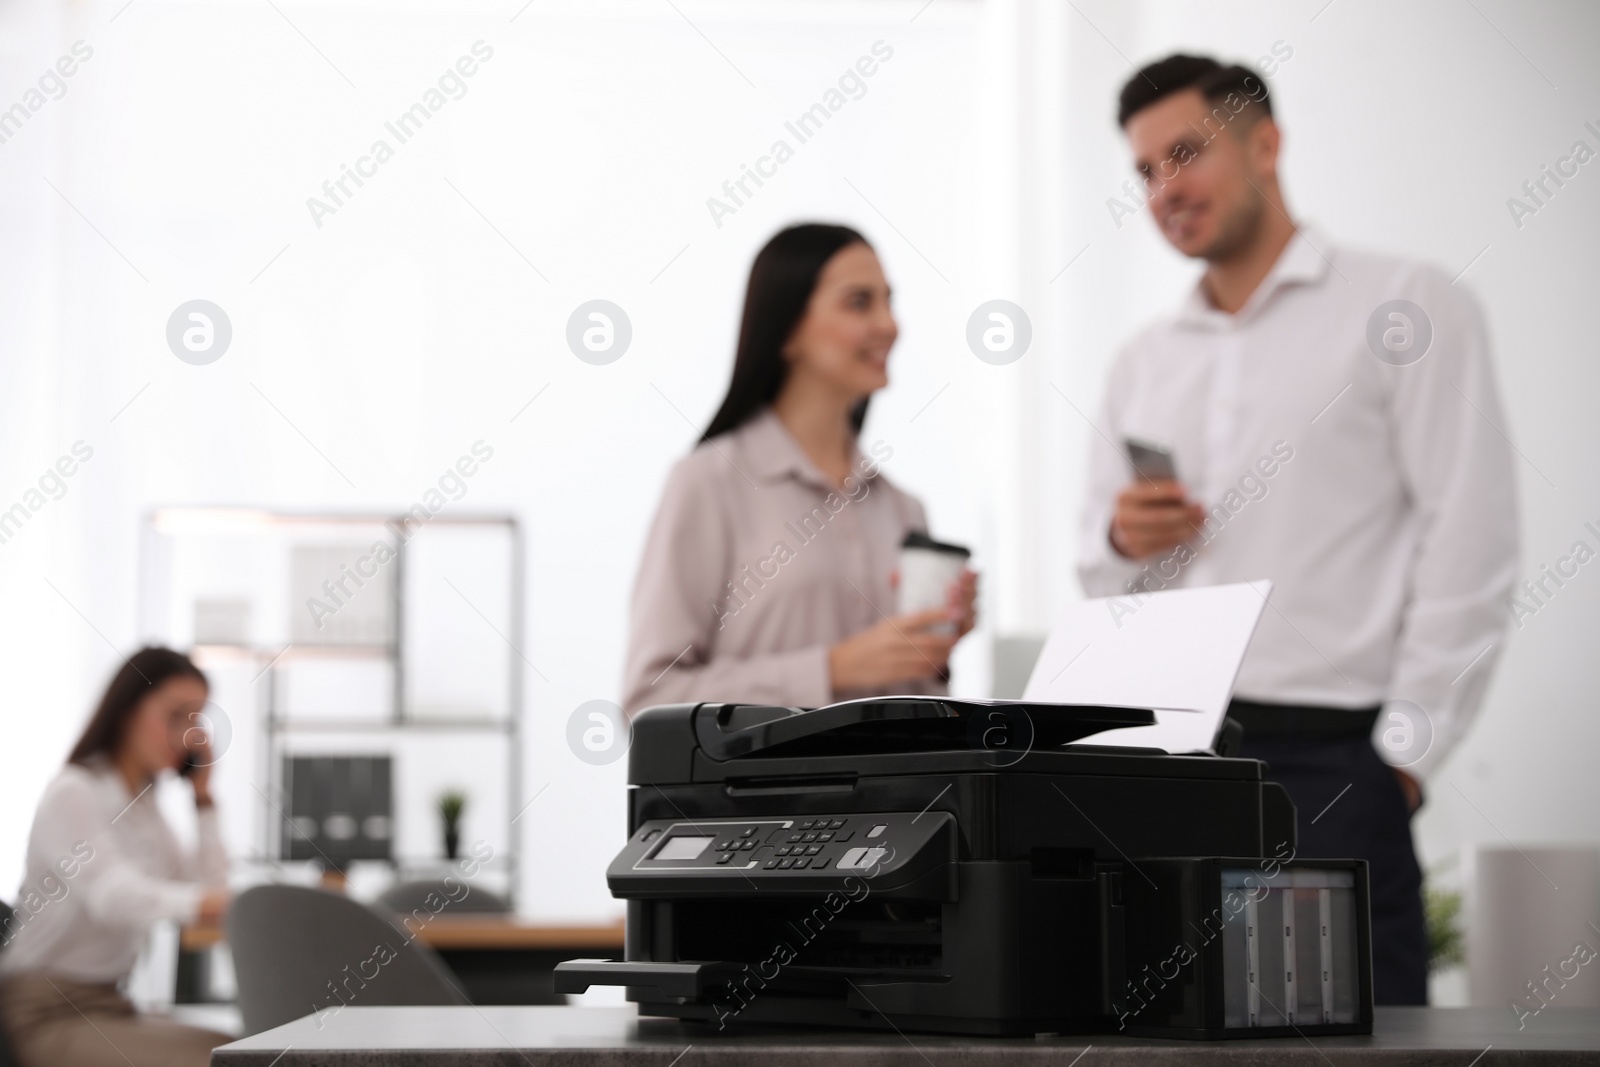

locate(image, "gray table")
(212, 1005), (1600, 1065)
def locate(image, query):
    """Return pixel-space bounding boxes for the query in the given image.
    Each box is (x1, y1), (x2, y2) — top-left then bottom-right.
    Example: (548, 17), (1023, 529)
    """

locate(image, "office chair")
(227, 884), (468, 1035)
(377, 879), (511, 918)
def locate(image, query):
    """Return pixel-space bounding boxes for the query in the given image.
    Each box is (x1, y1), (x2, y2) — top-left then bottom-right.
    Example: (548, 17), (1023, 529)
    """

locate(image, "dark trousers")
(1232, 704), (1430, 1006)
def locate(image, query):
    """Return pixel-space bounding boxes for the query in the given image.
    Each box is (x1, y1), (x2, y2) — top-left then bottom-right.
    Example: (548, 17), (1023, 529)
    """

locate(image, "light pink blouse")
(622, 408), (947, 715)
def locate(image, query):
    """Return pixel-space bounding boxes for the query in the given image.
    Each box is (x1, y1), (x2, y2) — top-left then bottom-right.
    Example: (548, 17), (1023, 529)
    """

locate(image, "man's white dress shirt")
(1077, 228), (1519, 780)
(0, 757), (228, 984)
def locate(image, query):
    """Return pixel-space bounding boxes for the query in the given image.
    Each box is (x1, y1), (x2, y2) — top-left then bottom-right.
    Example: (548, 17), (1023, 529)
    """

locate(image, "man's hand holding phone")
(1112, 437), (1205, 560)
(1109, 479), (1206, 560)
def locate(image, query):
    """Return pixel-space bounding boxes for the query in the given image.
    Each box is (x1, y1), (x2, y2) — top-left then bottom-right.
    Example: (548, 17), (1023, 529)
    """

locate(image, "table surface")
(182, 917), (625, 952)
(211, 1005), (1600, 1065)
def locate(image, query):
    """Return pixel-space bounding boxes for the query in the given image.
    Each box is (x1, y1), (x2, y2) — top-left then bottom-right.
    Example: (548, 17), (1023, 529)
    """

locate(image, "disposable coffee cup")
(897, 531), (971, 633)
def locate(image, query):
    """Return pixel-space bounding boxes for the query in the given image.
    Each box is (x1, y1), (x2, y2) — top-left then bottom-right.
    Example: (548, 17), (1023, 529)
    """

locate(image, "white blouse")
(0, 757), (228, 984)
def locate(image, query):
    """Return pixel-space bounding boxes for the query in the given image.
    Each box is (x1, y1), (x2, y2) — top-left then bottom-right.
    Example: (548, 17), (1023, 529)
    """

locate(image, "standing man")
(1077, 55), (1519, 1004)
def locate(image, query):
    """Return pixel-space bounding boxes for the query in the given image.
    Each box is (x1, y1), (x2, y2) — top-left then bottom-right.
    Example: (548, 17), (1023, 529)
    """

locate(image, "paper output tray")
(693, 696), (1155, 760)
(553, 959), (741, 999)
(552, 958), (940, 1001)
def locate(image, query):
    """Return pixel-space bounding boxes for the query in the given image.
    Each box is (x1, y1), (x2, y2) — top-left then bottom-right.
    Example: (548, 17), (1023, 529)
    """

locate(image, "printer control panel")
(607, 810), (953, 893)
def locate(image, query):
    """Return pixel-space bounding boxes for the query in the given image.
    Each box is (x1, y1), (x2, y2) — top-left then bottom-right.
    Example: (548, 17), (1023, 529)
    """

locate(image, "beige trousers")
(0, 973), (230, 1067)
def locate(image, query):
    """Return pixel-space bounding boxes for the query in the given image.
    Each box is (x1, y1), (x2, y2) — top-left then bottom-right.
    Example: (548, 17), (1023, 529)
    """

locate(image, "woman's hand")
(183, 720), (215, 805)
(948, 569), (979, 638)
(887, 567), (978, 638)
(196, 888), (232, 925)
(829, 608), (958, 691)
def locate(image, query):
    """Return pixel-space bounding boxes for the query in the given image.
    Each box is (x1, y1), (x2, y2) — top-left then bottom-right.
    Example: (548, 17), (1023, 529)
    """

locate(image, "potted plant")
(1426, 882), (1466, 973)
(1421, 855), (1466, 977)
(438, 790), (467, 860)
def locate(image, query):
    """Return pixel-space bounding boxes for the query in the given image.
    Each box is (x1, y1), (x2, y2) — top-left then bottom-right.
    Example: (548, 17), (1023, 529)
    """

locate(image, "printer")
(555, 696), (1374, 1038)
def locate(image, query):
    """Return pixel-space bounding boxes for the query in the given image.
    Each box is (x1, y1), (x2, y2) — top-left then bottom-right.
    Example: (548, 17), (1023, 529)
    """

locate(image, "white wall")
(0, 0), (996, 923)
(1, 0), (1596, 1003)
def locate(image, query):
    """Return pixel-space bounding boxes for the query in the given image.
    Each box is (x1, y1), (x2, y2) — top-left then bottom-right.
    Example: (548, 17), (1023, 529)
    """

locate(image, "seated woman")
(0, 647), (232, 1067)
(623, 222), (977, 714)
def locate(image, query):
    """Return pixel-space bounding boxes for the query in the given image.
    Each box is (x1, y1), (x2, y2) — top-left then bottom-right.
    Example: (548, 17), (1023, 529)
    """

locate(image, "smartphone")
(1124, 435), (1178, 482)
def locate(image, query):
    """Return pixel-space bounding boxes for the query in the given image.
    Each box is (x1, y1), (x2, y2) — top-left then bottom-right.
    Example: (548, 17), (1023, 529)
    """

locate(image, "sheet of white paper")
(1021, 581), (1272, 753)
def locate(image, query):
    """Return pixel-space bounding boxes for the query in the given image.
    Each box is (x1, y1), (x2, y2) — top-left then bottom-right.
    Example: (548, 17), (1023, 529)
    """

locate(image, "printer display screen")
(655, 835), (715, 861)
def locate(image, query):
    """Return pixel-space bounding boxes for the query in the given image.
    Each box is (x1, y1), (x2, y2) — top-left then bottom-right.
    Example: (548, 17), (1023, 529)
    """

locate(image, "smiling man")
(1076, 55), (1520, 1004)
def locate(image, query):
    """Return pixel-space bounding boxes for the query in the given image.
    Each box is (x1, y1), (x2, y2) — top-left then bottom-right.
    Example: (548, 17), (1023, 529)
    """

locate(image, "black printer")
(555, 697), (1373, 1038)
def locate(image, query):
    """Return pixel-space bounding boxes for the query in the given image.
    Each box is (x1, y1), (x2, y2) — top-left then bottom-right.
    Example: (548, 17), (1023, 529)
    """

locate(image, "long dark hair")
(701, 223), (873, 442)
(68, 647), (207, 766)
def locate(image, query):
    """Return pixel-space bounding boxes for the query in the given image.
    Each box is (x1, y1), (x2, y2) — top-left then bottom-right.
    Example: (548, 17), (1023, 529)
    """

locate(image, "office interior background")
(2, 0), (1597, 1012)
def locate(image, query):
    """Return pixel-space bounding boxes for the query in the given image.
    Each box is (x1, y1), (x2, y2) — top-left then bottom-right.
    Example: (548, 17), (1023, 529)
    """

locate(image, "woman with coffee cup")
(622, 223), (977, 714)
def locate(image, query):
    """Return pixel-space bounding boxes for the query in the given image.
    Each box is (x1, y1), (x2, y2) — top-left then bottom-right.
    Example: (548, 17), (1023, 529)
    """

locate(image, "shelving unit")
(140, 508), (524, 905)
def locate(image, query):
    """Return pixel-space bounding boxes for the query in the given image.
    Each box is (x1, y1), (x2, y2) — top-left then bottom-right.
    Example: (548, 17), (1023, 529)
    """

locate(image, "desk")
(178, 919), (625, 1005)
(212, 1005), (1600, 1064)
(179, 918), (625, 953)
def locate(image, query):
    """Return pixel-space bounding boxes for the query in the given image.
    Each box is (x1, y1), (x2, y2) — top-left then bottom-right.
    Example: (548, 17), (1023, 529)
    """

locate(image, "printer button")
(839, 847), (867, 869)
(817, 832), (834, 842)
(806, 845), (822, 855)
(777, 858), (794, 869)
(867, 824), (887, 839)
(716, 852), (734, 865)
(801, 833), (818, 843)
(833, 831), (853, 842)
(828, 819), (846, 830)
(811, 857), (831, 870)
(776, 847), (790, 856)
(787, 833), (804, 844)
(740, 840), (756, 850)
(763, 859), (780, 869)
(792, 857), (810, 869)
(740, 827), (756, 837)
(716, 840), (733, 851)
